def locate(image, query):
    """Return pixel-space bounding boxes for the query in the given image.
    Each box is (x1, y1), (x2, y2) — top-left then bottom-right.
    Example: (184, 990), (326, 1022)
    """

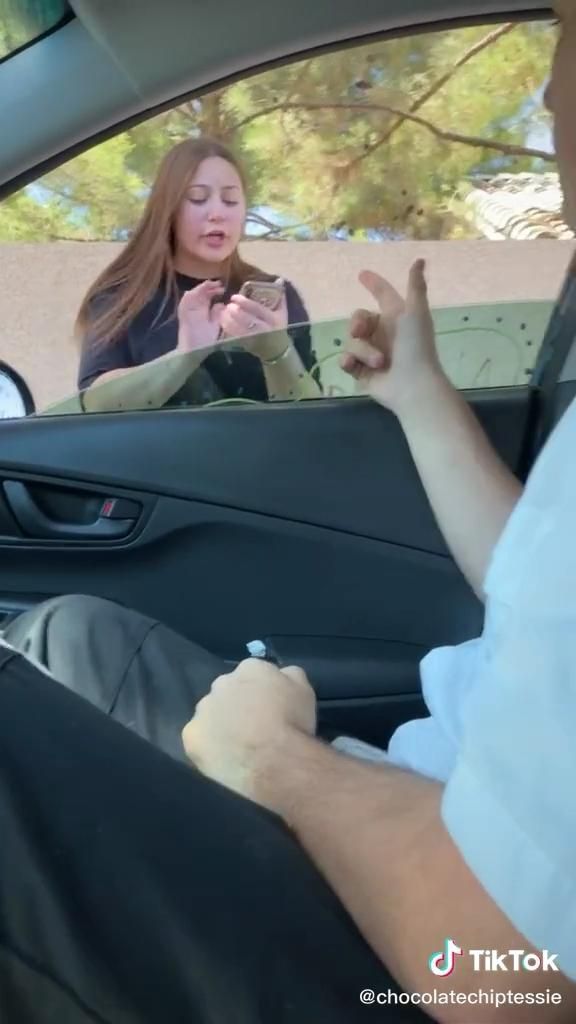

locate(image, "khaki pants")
(3, 593), (225, 762)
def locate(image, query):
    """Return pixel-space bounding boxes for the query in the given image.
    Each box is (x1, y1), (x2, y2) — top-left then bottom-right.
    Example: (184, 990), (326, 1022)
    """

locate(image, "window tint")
(0, 0), (71, 61)
(40, 301), (553, 416)
(0, 15), (571, 418)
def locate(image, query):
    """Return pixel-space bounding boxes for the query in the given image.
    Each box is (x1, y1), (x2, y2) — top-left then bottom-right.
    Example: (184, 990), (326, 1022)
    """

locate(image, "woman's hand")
(177, 281), (226, 353)
(220, 292), (290, 361)
(341, 260), (448, 417)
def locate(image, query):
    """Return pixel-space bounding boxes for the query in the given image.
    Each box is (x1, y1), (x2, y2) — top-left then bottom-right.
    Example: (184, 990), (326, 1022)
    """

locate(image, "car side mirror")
(0, 361), (35, 418)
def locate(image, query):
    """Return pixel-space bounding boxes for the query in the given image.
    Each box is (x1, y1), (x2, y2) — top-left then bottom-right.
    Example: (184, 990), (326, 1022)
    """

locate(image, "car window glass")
(39, 301), (553, 416)
(0, 16), (571, 418)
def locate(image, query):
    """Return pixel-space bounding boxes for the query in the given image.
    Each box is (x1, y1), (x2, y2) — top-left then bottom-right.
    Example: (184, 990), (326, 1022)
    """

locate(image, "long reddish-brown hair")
(75, 137), (271, 347)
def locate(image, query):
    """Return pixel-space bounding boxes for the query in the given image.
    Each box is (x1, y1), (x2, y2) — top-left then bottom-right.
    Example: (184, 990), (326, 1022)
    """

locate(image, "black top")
(78, 273), (315, 405)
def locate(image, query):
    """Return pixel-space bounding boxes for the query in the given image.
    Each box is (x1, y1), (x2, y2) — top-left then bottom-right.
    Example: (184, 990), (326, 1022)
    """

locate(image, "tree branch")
(284, 59), (314, 106)
(234, 99), (553, 163)
(227, 64), (314, 138)
(234, 24), (515, 138)
(178, 101), (200, 123)
(246, 211), (282, 231)
(50, 235), (94, 242)
(345, 22), (517, 171)
(232, 24), (552, 167)
(361, 103), (556, 162)
(255, 227), (296, 239)
(232, 104), (286, 132)
(246, 212), (314, 236)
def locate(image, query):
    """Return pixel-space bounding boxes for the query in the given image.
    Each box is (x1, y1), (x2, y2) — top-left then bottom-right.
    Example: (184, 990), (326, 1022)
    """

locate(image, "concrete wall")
(1, 239), (573, 411)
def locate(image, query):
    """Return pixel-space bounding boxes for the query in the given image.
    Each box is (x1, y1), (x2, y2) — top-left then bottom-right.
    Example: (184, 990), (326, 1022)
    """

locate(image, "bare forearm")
(261, 337), (321, 401)
(256, 731), (575, 1023)
(259, 731), (442, 993)
(82, 348), (206, 412)
(397, 376), (523, 597)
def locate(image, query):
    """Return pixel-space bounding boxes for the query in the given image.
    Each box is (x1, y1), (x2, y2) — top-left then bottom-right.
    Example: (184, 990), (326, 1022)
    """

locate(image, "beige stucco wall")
(1, 239), (573, 411)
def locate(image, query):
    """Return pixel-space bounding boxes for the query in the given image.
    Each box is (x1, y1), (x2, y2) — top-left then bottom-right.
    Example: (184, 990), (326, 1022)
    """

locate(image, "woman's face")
(173, 156), (247, 270)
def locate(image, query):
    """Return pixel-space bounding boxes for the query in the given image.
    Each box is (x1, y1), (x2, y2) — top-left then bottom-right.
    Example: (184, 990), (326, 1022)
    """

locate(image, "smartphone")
(239, 278), (285, 311)
(222, 278), (285, 353)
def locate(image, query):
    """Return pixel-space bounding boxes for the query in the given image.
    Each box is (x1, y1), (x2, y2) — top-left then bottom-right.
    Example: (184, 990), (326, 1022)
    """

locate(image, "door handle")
(3, 481), (136, 541)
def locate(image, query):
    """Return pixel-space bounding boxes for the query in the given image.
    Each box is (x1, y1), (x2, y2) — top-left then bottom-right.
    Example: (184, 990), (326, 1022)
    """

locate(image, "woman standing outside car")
(76, 137), (320, 412)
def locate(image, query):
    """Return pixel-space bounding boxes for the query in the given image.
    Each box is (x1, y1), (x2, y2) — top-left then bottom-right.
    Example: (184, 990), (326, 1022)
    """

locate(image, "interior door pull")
(3, 481), (136, 541)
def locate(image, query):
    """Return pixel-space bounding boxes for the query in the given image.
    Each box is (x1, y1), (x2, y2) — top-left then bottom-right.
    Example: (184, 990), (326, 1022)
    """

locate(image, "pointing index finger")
(359, 270), (405, 319)
(405, 259), (429, 316)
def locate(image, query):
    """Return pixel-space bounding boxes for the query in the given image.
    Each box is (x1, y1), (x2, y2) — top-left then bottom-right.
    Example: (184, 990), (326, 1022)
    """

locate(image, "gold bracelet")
(261, 342), (293, 366)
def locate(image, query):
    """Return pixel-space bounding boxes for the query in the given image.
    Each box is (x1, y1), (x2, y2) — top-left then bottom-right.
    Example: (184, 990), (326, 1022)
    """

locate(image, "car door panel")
(0, 388), (534, 745)
(0, 387), (530, 543)
(0, 490), (480, 648)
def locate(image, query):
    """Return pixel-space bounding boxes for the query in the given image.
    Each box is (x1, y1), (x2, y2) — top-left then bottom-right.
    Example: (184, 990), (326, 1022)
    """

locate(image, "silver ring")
(248, 319), (258, 330)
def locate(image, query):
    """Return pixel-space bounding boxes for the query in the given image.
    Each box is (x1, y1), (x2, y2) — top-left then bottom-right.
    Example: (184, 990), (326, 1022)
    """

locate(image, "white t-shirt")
(334, 396), (576, 980)
(442, 395), (576, 982)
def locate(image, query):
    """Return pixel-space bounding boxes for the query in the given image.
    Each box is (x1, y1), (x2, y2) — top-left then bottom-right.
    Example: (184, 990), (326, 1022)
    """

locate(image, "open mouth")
(204, 231), (227, 242)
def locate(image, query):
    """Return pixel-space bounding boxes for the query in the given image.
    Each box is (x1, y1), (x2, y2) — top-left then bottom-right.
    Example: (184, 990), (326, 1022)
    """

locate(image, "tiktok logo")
(429, 938), (464, 977)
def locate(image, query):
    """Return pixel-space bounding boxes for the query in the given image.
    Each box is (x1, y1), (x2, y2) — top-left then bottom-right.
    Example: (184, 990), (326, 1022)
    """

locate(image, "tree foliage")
(0, 19), (557, 242)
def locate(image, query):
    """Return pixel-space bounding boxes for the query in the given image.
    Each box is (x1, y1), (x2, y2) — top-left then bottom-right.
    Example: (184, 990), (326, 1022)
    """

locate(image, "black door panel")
(0, 474), (153, 545)
(265, 636), (427, 699)
(3, 479), (141, 541)
(0, 389), (531, 551)
(0, 389), (534, 741)
(0, 498), (481, 653)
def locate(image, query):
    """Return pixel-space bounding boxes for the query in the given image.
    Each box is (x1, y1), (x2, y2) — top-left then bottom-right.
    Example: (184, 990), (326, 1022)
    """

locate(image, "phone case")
(241, 279), (285, 311)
